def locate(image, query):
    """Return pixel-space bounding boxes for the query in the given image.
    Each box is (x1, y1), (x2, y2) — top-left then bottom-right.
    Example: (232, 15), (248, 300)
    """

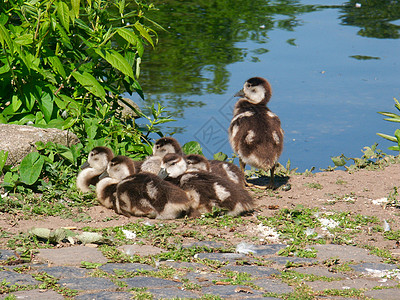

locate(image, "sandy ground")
(1, 163), (399, 251)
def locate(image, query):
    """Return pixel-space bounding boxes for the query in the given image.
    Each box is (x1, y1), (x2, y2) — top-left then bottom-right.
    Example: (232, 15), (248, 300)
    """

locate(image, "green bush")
(0, 0), (167, 153)
(0, 0), (180, 191)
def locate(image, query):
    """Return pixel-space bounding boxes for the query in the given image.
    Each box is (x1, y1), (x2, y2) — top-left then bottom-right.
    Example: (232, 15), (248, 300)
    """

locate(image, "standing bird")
(229, 77), (284, 188)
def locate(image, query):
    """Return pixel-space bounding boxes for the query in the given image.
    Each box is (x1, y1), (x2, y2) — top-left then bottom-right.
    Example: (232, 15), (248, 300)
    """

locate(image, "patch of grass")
(364, 245), (398, 263)
(323, 259), (353, 273)
(281, 283), (315, 300)
(276, 270), (339, 284)
(319, 288), (364, 297)
(217, 270), (254, 286)
(257, 206), (323, 248)
(278, 245), (317, 259)
(384, 230), (400, 241)
(304, 182), (323, 190)
(7, 232), (52, 253)
(32, 272), (78, 298)
(181, 279), (202, 291)
(0, 278), (36, 295)
(129, 288), (153, 299)
(386, 186), (400, 208)
(335, 179), (347, 185)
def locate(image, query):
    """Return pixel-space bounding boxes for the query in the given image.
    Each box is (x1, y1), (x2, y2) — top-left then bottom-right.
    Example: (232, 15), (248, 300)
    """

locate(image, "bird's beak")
(99, 170), (109, 180)
(158, 168), (169, 179)
(81, 161), (90, 170)
(234, 89), (245, 97)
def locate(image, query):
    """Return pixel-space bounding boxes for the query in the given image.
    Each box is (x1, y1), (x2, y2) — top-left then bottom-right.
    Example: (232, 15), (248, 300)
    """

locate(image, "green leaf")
(0, 150), (8, 174)
(0, 23), (14, 52)
(55, 23), (72, 49)
(331, 155), (347, 167)
(388, 146), (400, 151)
(377, 112), (400, 119)
(47, 56), (66, 79)
(38, 92), (54, 123)
(71, 0), (80, 19)
(14, 33), (34, 45)
(2, 95), (22, 115)
(213, 152), (228, 161)
(104, 50), (135, 79)
(134, 22), (154, 47)
(84, 118), (100, 139)
(377, 133), (397, 142)
(19, 152), (45, 185)
(57, 1), (70, 33)
(116, 28), (139, 45)
(182, 141), (203, 155)
(72, 71), (106, 100)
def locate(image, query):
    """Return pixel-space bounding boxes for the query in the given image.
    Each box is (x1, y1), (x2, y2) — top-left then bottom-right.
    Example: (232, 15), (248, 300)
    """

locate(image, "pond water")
(127, 0), (400, 171)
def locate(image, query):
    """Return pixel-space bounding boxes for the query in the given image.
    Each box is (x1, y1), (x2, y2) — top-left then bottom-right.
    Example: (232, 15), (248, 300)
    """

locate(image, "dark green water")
(127, 0), (400, 171)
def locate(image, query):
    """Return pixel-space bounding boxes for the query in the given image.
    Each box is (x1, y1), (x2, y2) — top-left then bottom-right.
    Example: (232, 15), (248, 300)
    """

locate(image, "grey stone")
(221, 265), (280, 278)
(364, 288), (400, 300)
(201, 285), (263, 297)
(0, 270), (40, 286)
(350, 262), (399, 273)
(312, 244), (381, 263)
(0, 124), (79, 166)
(306, 277), (398, 292)
(75, 291), (132, 300)
(32, 266), (89, 278)
(268, 256), (317, 265)
(35, 246), (108, 266)
(0, 289), (64, 300)
(251, 279), (294, 294)
(196, 252), (246, 262)
(0, 250), (16, 261)
(148, 287), (200, 299)
(253, 244), (287, 256)
(58, 277), (117, 291)
(100, 262), (156, 274)
(122, 276), (182, 288)
(160, 261), (208, 270)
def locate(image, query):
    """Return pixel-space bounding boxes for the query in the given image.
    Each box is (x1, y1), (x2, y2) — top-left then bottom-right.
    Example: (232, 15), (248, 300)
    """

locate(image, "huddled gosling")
(185, 154), (245, 187)
(160, 153), (254, 216)
(76, 146), (114, 193)
(107, 156), (192, 219)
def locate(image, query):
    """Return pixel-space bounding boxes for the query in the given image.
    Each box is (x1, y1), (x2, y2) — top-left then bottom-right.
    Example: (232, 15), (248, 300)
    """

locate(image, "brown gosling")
(185, 154), (245, 187)
(76, 146), (114, 193)
(160, 153), (254, 217)
(229, 77), (284, 189)
(108, 156), (191, 219)
(139, 136), (183, 174)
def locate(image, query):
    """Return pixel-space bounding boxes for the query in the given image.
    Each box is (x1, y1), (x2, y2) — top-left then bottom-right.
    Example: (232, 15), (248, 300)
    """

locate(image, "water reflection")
(126, 0), (400, 170)
(139, 0), (316, 99)
(340, 0), (400, 39)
